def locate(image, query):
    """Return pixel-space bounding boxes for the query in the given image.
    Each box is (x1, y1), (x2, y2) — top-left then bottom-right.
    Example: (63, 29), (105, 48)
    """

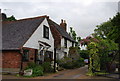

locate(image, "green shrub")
(73, 58), (85, 68)
(79, 50), (89, 59)
(25, 62), (39, 69)
(58, 57), (85, 69)
(41, 62), (54, 73)
(33, 65), (43, 77)
(25, 62), (43, 77)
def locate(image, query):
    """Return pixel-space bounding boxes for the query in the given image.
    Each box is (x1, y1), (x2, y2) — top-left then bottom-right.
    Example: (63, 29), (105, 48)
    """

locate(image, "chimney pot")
(63, 20), (66, 23)
(61, 19), (63, 23)
(60, 19), (67, 31)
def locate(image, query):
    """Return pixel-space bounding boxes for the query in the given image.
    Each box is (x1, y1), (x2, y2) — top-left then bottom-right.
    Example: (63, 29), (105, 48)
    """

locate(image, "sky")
(0, 0), (119, 38)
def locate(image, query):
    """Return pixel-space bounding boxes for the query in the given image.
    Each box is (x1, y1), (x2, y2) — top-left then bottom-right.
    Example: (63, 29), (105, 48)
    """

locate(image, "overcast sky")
(0, 0), (119, 38)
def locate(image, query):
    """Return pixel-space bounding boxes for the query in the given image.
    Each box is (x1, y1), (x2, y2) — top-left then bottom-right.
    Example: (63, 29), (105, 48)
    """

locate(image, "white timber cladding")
(60, 37), (74, 56)
(23, 18), (54, 52)
(56, 37), (74, 59)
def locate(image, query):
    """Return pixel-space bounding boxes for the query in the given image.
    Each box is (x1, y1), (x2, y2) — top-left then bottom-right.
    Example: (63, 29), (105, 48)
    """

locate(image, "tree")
(69, 27), (77, 41)
(69, 27), (81, 47)
(93, 12), (120, 43)
(80, 36), (118, 75)
(107, 12), (120, 78)
(6, 15), (16, 21)
(107, 12), (120, 43)
(94, 20), (113, 39)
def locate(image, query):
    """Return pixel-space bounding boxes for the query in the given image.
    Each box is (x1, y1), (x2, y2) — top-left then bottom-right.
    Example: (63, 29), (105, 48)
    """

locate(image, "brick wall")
(2, 50), (21, 68)
(22, 47), (35, 69)
(49, 25), (61, 48)
(2, 48), (36, 70)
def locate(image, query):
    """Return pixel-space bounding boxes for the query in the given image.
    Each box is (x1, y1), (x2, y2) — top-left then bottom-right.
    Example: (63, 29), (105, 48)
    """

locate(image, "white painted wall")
(23, 18), (54, 57)
(61, 38), (73, 53)
(57, 37), (74, 59)
(56, 50), (64, 60)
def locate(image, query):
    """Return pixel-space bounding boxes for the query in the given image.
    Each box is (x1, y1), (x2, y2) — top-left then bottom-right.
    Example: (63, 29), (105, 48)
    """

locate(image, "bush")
(58, 57), (85, 69)
(61, 61), (74, 69)
(79, 50), (89, 59)
(25, 62), (43, 77)
(32, 66), (43, 77)
(73, 58), (85, 67)
(41, 62), (54, 73)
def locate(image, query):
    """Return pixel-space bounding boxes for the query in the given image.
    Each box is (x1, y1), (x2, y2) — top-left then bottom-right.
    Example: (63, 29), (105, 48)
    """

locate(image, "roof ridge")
(2, 15), (47, 23)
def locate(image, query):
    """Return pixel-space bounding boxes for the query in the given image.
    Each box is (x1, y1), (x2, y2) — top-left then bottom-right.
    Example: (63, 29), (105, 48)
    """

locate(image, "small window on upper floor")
(43, 25), (49, 39)
(64, 38), (67, 48)
(72, 42), (74, 47)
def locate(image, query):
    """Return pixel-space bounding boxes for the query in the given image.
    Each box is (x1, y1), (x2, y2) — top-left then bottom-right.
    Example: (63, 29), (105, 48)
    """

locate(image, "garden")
(79, 12), (120, 77)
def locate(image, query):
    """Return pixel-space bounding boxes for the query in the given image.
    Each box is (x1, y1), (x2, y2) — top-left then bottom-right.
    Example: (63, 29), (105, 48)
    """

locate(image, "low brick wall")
(2, 68), (20, 73)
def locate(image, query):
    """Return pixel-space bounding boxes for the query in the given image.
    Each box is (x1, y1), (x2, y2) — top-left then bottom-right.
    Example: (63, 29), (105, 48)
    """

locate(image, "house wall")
(61, 38), (73, 54)
(23, 18), (54, 59)
(2, 51), (22, 72)
(56, 37), (74, 59)
(56, 50), (64, 60)
(2, 48), (36, 72)
(22, 48), (36, 69)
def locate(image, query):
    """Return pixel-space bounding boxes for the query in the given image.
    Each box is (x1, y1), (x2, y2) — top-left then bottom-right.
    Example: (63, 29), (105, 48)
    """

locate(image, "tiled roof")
(2, 15), (76, 50)
(2, 16), (45, 50)
(47, 19), (76, 42)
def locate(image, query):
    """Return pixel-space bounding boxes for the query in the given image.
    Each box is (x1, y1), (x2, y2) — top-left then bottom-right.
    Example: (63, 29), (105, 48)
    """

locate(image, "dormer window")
(43, 25), (49, 39)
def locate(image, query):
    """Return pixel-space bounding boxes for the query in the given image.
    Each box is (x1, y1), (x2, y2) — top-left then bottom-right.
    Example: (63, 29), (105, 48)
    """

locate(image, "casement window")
(64, 52), (67, 57)
(43, 25), (49, 39)
(72, 42), (74, 47)
(64, 38), (67, 48)
(22, 50), (29, 62)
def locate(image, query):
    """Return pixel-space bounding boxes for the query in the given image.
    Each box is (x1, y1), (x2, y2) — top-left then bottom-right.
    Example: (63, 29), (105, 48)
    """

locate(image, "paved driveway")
(2, 65), (112, 79)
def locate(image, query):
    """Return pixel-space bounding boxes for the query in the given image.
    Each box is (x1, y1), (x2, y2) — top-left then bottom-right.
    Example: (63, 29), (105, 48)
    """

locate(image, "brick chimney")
(60, 19), (67, 31)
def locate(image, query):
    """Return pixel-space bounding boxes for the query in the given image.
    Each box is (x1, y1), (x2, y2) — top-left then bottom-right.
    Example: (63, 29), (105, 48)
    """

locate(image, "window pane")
(64, 39), (67, 48)
(43, 25), (49, 39)
(23, 50), (29, 62)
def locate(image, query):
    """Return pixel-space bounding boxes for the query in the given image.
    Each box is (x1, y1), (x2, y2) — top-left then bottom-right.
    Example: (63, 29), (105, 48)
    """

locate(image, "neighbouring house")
(47, 19), (76, 59)
(2, 13), (76, 73)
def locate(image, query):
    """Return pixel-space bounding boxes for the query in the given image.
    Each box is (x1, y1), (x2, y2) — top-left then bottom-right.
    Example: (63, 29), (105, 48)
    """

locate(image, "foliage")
(69, 27), (81, 47)
(108, 12), (120, 43)
(77, 37), (81, 42)
(6, 15), (16, 21)
(57, 57), (85, 69)
(96, 38), (118, 70)
(80, 36), (99, 46)
(69, 27), (77, 41)
(69, 46), (80, 60)
(82, 12), (119, 76)
(25, 62), (43, 77)
(94, 20), (113, 39)
(41, 62), (54, 73)
(79, 50), (89, 59)
(74, 57), (85, 67)
(93, 12), (120, 43)
(92, 12), (120, 71)
(57, 46), (85, 69)
(87, 42), (100, 75)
